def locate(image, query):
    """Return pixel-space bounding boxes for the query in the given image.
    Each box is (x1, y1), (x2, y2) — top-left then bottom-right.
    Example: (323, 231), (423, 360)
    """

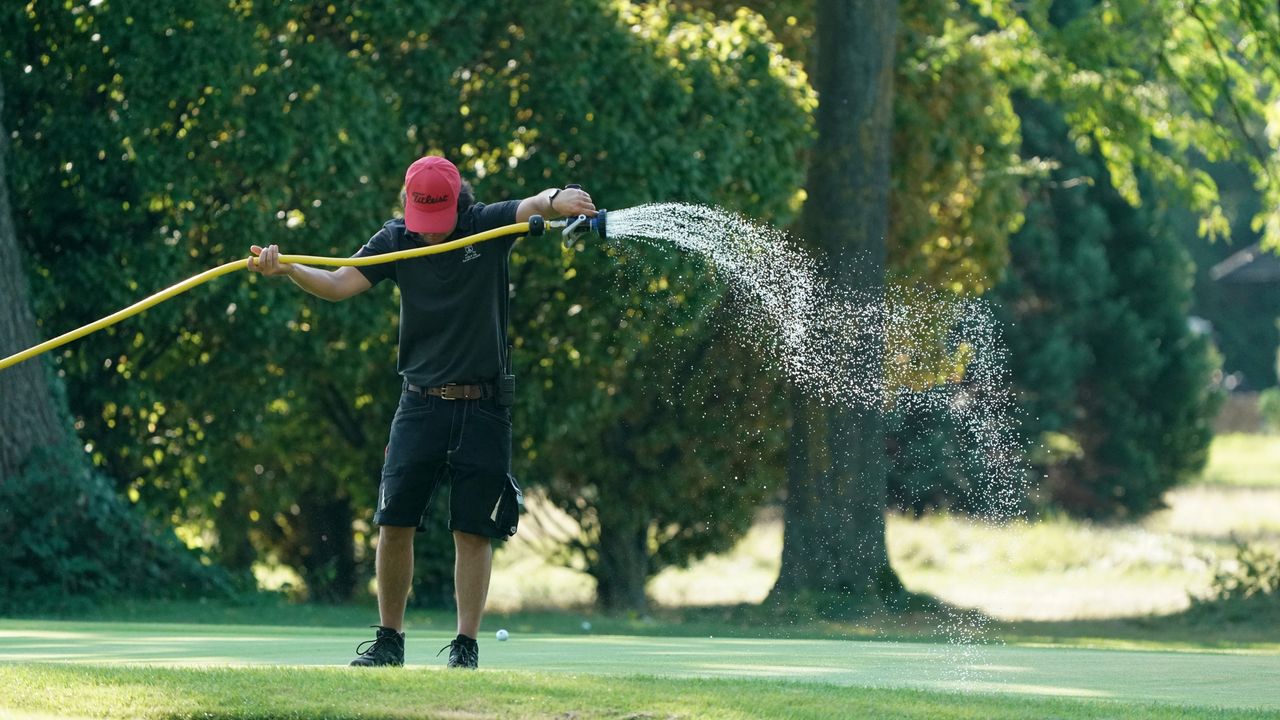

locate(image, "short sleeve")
(470, 200), (520, 233)
(461, 199), (521, 251)
(352, 227), (397, 286)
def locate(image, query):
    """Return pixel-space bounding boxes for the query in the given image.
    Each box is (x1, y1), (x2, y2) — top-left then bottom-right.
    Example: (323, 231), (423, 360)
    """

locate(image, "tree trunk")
(769, 0), (903, 615)
(0, 77), (65, 482)
(592, 514), (649, 612)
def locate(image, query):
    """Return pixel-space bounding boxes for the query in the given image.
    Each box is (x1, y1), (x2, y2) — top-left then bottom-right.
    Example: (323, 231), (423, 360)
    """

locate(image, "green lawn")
(5, 664), (1272, 720)
(1200, 433), (1280, 487)
(6, 433), (1279, 718)
(1, 619), (1277, 718)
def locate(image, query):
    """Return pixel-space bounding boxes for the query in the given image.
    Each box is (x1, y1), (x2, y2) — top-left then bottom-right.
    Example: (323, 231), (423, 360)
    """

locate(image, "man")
(248, 155), (596, 669)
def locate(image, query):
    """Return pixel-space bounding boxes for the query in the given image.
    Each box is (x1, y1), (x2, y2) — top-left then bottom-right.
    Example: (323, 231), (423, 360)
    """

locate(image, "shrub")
(1188, 542), (1280, 623)
(1257, 388), (1280, 432)
(0, 447), (238, 614)
(989, 101), (1220, 518)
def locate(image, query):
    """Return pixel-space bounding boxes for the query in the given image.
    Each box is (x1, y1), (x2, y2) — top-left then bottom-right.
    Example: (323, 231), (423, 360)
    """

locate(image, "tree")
(0, 74), (232, 612)
(991, 103), (1221, 518)
(767, 0), (904, 614)
(0, 78), (62, 481)
(977, 0), (1280, 250)
(745, 0), (1276, 611)
(2, 0), (813, 609)
(2, 0), (405, 601)
(487, 3), (811, 610)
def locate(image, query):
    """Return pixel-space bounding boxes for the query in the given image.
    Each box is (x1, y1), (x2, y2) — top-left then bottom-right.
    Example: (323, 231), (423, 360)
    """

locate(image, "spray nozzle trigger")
(561, 214), (588, 248)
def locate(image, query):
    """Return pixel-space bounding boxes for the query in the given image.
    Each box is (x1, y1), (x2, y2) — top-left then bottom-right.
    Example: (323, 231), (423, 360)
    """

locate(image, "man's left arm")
(516, 187), (597, 222)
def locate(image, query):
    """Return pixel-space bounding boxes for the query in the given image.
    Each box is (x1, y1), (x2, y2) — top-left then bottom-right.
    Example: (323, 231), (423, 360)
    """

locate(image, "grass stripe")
(2, 620), (1279, 714)
(1, 664), (1276, 720)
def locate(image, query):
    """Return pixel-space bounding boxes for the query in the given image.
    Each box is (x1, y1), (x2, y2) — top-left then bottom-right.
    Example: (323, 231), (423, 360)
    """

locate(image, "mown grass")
(1200, 433), (1280, 487)
(16, 590), (1280, 656)
(4, 435), (1279, 718)
(0, 663), (1274, 720)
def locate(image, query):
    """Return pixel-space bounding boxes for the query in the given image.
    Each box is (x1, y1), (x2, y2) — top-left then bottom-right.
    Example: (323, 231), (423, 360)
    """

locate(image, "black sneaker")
(438, 634), (478, 669)
(350, 626), (405, 667)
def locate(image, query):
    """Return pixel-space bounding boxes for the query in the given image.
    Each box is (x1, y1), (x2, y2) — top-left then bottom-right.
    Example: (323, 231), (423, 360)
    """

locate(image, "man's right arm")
(248, 244), (372, 301)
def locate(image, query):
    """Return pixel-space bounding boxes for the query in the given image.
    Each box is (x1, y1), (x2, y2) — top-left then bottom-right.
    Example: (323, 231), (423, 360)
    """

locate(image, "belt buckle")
(440, 383), (460, 400)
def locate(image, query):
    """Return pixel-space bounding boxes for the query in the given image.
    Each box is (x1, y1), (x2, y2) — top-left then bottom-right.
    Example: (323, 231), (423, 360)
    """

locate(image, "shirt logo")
(462, 246), (481, 263)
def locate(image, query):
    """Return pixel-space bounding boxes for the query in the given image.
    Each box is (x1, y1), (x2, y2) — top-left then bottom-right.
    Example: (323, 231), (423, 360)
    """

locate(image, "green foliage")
(885, 399), (979, 516)
(491, 4), (810, 606)
(1190, 542), (1280, 622)
(1258, 388), (1280, 432)
(884, 0), (1251, 518)
(681, 0), (1030, 292)
(1207, 543), (1280, 604)
(1, 0), (811, 607)
(976, 0), (1280, 251)
(673, 1), (813, 63)
(992, 102), (1220, 518)
(680, 1), (1271, 522)
(890, 0), (1031, 293)
(0, 446), (236, 614)
(2, 0), (403, 600)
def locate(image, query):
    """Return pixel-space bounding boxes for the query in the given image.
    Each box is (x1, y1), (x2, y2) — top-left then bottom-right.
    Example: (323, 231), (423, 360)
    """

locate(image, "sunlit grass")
(493, 434), (1280, 622)
(496, 487), (1277, 621)
(1200, 433), (1280, 487)
(2, 629), (1278, 716)
(3, 664), (1271, 720)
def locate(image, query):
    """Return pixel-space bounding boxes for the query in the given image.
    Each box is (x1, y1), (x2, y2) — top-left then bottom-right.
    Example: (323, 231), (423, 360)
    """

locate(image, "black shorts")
(374, 388), (522, 539)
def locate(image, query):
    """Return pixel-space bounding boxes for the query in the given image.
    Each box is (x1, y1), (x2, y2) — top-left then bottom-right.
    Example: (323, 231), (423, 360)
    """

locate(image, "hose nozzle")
(553, 209), (607, 249)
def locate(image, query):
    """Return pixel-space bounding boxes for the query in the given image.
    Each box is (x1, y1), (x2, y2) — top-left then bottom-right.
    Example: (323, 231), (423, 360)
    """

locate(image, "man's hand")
(550, 187), (597, 218)
(248, 244), (294, 277)
(516, 186), (599, 223)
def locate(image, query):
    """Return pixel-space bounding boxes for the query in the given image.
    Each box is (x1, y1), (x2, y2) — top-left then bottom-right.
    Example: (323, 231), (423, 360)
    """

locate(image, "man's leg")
(350, 524), (415, 667)
(453, 530), (493, 638)
(377, 525), (417, 631)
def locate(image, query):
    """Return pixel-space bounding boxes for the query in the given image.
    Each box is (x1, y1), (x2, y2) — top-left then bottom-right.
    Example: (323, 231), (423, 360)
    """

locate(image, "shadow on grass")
(6, 590), (1280, 651)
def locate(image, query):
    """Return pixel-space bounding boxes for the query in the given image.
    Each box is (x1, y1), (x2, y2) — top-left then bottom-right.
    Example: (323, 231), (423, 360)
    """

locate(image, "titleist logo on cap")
(412, 192), (450, 205)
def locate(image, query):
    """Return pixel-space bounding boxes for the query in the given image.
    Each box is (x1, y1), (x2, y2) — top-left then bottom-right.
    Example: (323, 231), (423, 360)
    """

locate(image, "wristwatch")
(547, 188), (561, 214)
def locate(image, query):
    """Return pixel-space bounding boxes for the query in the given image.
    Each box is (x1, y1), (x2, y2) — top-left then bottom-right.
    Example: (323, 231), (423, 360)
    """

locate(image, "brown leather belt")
(405, 382), (493, 401)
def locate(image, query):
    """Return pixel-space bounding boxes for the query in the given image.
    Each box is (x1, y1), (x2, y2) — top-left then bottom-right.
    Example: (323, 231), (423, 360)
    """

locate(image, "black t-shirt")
(353, 200), (521, 388)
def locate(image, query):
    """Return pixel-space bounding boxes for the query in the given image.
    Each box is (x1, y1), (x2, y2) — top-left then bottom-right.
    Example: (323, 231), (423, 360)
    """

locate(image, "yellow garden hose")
(0, 219), (538, 373)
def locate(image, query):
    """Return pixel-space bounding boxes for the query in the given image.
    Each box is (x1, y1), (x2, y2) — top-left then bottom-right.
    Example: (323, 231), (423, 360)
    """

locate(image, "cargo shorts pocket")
(492, 474), (524, 539)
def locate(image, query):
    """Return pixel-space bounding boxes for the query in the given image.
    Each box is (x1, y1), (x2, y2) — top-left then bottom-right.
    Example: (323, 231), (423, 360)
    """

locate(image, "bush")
(1257, 388), (1280, 432)
(988, 101), (1220, 518)
(1188, 542), (1280, 623)
(0, 448), (238, 614)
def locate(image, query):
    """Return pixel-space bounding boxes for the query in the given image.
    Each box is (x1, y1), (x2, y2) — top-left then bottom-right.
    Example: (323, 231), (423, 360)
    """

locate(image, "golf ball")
(496, 628), (509, 641)
(581, 620), (592, 631)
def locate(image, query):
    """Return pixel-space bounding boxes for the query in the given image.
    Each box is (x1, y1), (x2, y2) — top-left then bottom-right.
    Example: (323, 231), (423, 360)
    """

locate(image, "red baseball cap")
(403, 156), (461, 234)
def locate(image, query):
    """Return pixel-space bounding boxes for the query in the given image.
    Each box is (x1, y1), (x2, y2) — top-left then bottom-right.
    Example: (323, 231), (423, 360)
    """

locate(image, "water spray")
(0, 217), (549, 373)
